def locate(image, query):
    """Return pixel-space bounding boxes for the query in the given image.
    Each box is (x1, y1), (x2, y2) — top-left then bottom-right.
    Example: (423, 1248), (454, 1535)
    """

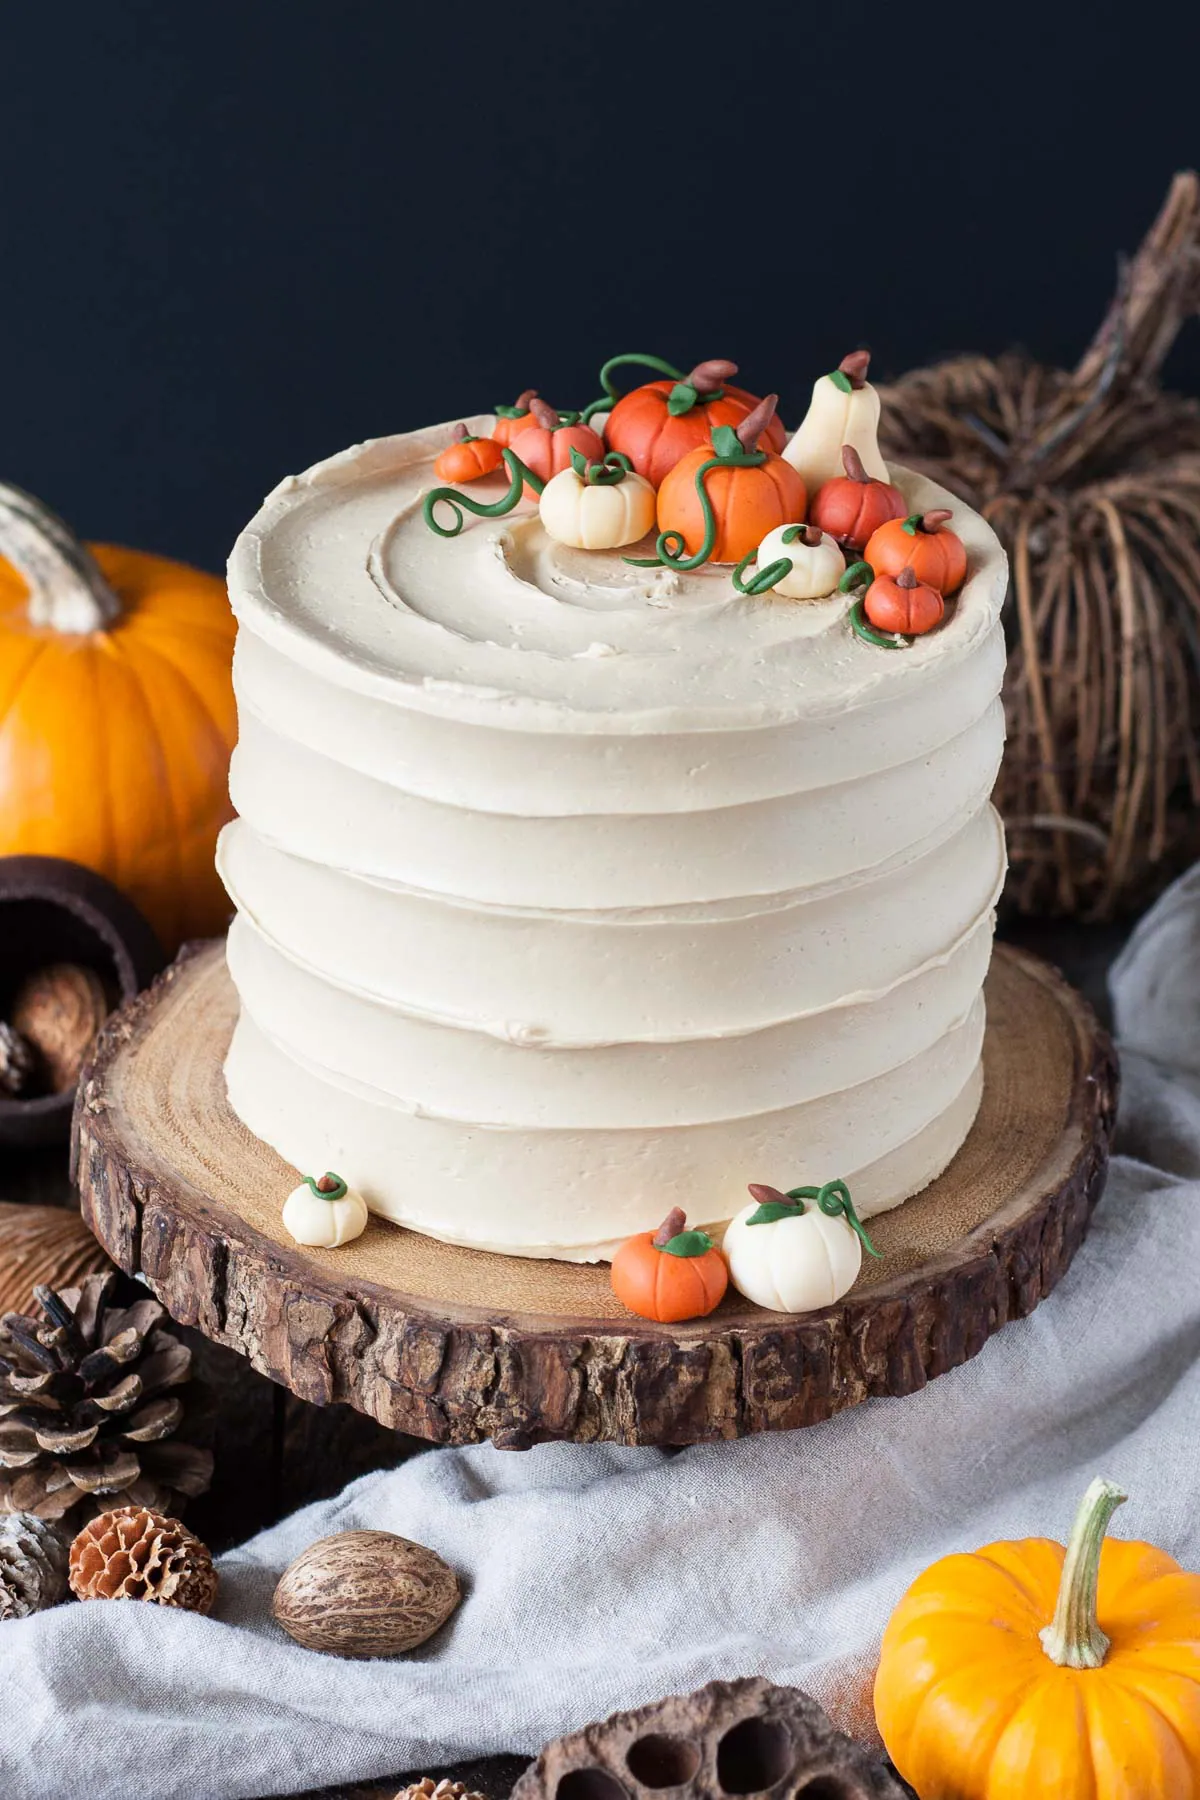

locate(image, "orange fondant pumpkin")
(864, 508), (968, 594)
(809, 445), (906, 551)
(433, 425), (505, 484)
(875, 1477), (1200, 1799)
(0, 485), (235, 954)
(864, 565), (944, 636)
(510, 399), (606, 493)
(654, 396), (805, 565)
(492, 389), (539, 448)
(604, 357), (787, 487)
(610, 1207), (728, 1323)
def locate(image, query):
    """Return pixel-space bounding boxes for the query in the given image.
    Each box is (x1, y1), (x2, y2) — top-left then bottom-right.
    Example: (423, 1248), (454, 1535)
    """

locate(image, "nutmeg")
(272, 1528), (460, 1658)
(10, 963), (109, 1094)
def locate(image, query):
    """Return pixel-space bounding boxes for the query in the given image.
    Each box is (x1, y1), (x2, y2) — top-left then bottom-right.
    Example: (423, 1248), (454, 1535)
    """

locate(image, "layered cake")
(219, 354), (1007, 1263)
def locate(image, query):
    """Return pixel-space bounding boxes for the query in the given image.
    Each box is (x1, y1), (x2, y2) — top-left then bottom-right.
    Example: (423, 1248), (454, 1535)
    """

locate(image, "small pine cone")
(0, 1512), (69, 1619)
(0, 1022), (39, 1098)
(68, 1504), (218, 1614)
(394, 1784), (487, 1800)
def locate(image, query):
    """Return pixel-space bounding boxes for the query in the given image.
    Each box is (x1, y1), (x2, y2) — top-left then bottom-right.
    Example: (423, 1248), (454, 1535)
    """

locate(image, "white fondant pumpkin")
(783, 351), (888, 495)
(539, 456), (656, 549)
(723, 1182), (863, 1312)
(753, 524), (845, 599)
(282, 1172), (368, 1249)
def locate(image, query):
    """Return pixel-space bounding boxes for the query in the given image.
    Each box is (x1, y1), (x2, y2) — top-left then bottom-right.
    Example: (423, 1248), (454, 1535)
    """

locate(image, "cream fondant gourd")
(539, 450), (657, 549)
(783, 351), (889, 494)
(282, 1172), (368, 1248)
(747, 524), (845, 599)
(723, 1180), (879, 1312)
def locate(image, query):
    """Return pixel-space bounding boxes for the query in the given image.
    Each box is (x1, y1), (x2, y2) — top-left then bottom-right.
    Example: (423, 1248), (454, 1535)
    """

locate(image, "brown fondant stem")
(747, 1183), (791, 1206)
(838, 351), (871, 389)
(688, 359), (738, 393)
(528, 398), (559, 431)
(515, 388), (538, 410)
(801, 525), (823, 547)
(736, 393), (779, 452)
(653, 1207), (687, 1247)
(841, 444), (869, 482)
(316, 1174), (340, 1193)
(452, 423), (469, 441)
(896, 566), (919, 588)
(922, 509), (953, 533)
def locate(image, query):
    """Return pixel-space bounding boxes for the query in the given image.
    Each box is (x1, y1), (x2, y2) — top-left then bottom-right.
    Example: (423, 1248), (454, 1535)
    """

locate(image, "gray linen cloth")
(4, 872), (1200, 1800)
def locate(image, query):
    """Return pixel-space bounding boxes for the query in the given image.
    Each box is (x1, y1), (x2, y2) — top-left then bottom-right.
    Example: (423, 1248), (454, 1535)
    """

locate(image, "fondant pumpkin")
(610, 1207), (728, 1322)
(652, 397), (805, 567)
(809, 445), (906, 551)
(864, 509), (968, 595)
(433, 425), (504, 484)
(539, 450), (657, 549)
(598, 355), (787, 486)
(723, 1180), (874, 1312)
(783, 351), (889, 494)
(281, 1172), (369, 1249)
(0, 484), (235, 954)
(875, 1476), (1200, 1799)
(510, 399), (606, 493)
(736, 524), (845, 600)
(492, 388), (539, 448)
(864, 565), (944, 636)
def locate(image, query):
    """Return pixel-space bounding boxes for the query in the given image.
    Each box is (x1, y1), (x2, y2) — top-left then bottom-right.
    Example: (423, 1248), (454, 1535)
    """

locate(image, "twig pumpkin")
(588, 353), (786, 486)
(645, 397), (806, 569)
(877, 172), (1200, 919)
(0, 486), (235, 953)
(610, 1207), (728, 1322)
(810, 445), (906, 550)
(864, 565), (945, 637)
(864, 509), (968, 594)
(875, 1476), (1200, 1798)
(432, 425), (504, 484)
(491, 388), (539, 448)
(509, 399), (605, 491)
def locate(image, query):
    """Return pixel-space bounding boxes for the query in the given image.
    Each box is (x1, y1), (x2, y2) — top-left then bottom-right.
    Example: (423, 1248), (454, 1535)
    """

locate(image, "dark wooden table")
(2, 918), (1125, 1800)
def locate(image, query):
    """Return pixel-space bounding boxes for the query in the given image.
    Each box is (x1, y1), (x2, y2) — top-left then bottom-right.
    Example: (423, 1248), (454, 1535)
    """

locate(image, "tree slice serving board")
(74, 941), (1117, 1449)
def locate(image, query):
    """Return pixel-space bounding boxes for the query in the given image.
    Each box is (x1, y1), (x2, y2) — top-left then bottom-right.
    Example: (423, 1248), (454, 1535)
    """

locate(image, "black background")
(5, 2), (1200, 573)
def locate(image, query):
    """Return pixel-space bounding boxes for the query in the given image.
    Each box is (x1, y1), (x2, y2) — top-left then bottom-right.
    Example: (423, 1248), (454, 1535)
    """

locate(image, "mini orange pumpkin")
(864, 565), (944, 636)
(433, 425), (505, 484)
(875, 1476), (1200, 1799)
(597, 355), (787, 486)
(610, 1207), (728, 1323)
(491, 388), (539, 448)
(650, 397), (806, 568)
(864, 508), (968, 594)
(0, 484), (235, 953)
(509, 399), (606, 493)
(809, 445), (906, 551)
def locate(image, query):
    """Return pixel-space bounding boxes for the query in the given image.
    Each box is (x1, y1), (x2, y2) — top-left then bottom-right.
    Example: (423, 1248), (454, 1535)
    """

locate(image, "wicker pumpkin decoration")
(432, 425), (504, 484)
(878, 170), (1200, 919)
(492, 388), (539, 447)
(509, 400), (606, 491)
(864, 509), (967, 595)
(595, 354), (787, 486)
(650, 397), (805, 567)
(610, 1207), (728, 1322)
(875, 1477), (1200, 1798)
(0, 487), (235, 953)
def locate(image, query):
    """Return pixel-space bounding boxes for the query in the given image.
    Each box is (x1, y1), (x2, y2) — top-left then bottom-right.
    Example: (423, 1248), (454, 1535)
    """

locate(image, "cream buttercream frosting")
(220, 417), (1008, 1260)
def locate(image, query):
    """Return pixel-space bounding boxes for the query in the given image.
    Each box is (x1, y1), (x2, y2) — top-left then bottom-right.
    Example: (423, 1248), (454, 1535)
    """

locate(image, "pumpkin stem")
(838, 351), (871, 389)
(653, 1207), (687, 1248)
(687, 358), (738, 394)
(0, 483), (122, 635)
(528, 397), (562, 432)
(921, 509), (954, 533)
(303, 1172), (349, 1202)
(736, 394), (779, 453)
(896, 567), (919, 589)
(747, 1183), (791, 1206)
(1039, 1477), (1127, 1670)
(841, 444), (869, 482)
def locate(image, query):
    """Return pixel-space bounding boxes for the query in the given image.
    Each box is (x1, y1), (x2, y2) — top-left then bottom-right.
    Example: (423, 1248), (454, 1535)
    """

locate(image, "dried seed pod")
(394, 1782), (489, 1800)
(68, 1504), (218, 1613)
(11, 963), (109, 1093)
(272, 1529), (460, 1658)
(0, 1512), (70, 1619)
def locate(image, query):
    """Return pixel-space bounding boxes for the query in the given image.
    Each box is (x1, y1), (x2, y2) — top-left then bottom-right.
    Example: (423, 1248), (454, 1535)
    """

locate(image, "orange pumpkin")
(875, 1476), (1200, 1799)
(602, 356), (787, 486)
(492, 388), (539, 448)
(809, 445), (906, 551)
(510, 399), (606, 493)
(433, 425), (505, 484)
(864, 565), (944, 636)
(864, 508), (968, 594)
(610, 1207), (728, 1323)
(0, 485), (235, 953)
(653, 396), (805, 566)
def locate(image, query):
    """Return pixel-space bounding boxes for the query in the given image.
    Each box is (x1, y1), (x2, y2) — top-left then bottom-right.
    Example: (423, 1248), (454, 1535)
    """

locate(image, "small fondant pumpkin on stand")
(636, 397), (806, 572)
(587, 354), (786, 486)
(723, 1179), (879, 1312)
(610, 1207), (728, 1322)
(282, 1172), (369, 1249)
(432, 425), (505, 484)
(540, 450), (657, 550)
(876, 1476), (1200, 1797)
(733, 524), (845, 600)
(783, 351), (889, 495)
(809, 445), (906, 551)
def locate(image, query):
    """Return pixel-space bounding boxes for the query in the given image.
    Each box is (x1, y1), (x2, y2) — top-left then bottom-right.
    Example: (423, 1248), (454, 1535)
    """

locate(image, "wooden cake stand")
(73, 942), (1117, 1449)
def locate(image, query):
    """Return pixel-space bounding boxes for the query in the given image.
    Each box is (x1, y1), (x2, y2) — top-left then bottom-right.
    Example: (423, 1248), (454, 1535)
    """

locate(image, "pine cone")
(0, 1511), (69, 1618)
(0, 1022), (39, 1098)
(69, 1504), (217, 1612)
(395, 1784), (489, 1800)
(0, 1272), (213, 1527)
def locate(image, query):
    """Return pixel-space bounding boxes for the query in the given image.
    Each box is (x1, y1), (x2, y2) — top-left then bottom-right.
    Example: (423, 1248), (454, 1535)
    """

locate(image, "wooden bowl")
(0, 856), (163, 1148)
